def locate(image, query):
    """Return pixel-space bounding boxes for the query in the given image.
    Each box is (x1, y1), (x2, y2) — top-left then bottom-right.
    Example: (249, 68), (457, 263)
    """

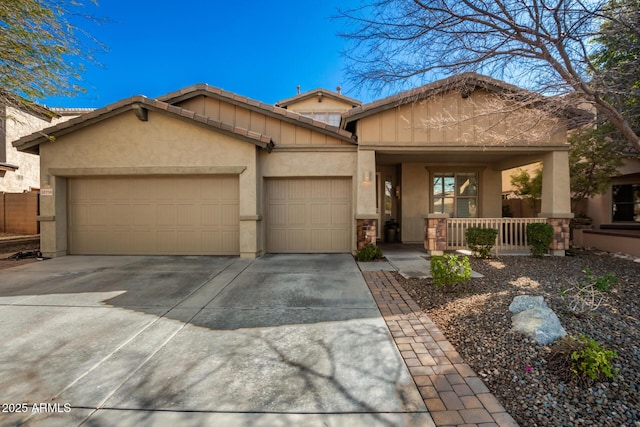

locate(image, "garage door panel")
(221, 203), (239, 226)
(265, 178), (351, 253)
(332, 205), (350, 225)
(112, 204), (132, 226)
(311, 204), (330, 225)
(133, 204), (154, 226)
(69, 176), (239, 255)
(287, 204), (307, 225)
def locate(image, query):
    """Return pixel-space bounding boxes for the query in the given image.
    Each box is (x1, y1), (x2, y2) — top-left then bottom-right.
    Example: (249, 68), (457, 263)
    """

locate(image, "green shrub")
(570, 335), (619, 381)
(465, 227), (498, 258)
(582, 268), (618, 291)
(355, 244), (383, 262)
(548, 335), (619, 384)
(430, 254), (472, 287)
(526, 222), (554, 257)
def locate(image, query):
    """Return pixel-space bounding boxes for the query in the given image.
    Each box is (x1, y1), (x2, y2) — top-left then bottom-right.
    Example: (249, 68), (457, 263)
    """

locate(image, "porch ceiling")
(374, 147), (560, 167)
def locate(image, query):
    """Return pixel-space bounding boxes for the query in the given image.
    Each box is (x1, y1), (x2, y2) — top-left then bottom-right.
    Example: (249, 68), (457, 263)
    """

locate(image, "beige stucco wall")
(358, 89), (567, 146)
(2, 107), (55, 192)
(400, 164), (429, 243)
(284, 96), (355, 114)
(175, 96), (350, 146)
(39, 111), (261, 257)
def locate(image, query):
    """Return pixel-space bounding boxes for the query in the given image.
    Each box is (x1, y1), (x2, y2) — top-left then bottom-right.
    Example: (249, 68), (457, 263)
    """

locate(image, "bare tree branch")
(338, 0), (640, 151)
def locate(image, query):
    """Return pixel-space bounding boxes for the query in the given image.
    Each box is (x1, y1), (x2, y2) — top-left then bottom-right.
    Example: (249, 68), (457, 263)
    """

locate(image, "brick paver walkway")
(362, 270), (519, 427)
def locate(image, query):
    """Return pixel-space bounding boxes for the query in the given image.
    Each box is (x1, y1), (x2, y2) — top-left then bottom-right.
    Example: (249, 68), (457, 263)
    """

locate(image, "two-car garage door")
(68, 176), (239, 255)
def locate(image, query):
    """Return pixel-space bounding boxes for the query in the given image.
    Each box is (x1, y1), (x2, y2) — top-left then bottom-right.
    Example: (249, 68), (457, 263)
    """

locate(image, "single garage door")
(265, 177), (352, 253)
(68, 175), (239, 255)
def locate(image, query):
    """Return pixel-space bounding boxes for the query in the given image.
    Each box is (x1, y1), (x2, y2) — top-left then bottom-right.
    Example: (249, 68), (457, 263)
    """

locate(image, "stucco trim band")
(355, 214), (379, 220)
(48, 166), (247, 176)
(240, 215), (262, 221)
(37, 216), (55, 222)
(272, 145), (357, 152)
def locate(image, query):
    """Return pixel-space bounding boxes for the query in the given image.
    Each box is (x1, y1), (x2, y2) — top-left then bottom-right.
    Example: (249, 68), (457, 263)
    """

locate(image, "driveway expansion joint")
(361, 270), (519, 427)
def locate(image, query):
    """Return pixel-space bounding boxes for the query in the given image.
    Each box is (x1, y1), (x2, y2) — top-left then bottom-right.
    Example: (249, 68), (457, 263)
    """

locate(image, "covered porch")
(356, 147), (572, 256)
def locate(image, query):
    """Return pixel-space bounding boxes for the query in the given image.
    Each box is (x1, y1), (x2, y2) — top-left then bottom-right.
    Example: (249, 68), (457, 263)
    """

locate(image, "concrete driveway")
(0, 254), (432, 426)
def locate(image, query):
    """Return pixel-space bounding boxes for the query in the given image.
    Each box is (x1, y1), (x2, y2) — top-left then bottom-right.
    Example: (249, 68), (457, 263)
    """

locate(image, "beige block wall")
(39, 111), (261, 257)
(0, 191), (39, 234)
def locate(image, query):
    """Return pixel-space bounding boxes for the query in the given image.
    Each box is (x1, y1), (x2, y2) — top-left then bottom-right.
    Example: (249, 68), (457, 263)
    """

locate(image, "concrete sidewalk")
(379, 244), (483, 279)
(0, 254), (432, 427)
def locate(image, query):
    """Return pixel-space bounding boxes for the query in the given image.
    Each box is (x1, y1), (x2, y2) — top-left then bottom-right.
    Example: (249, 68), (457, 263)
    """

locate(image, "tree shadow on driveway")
(0, 255), (430, 427)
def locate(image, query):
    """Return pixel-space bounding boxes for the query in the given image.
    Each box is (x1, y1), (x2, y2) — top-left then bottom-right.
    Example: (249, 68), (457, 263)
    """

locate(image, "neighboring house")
(13, 73), (582, 258)
(0, 102), (60, 192)
(576, 147), (640, 257)
(0, 104), (91, 193)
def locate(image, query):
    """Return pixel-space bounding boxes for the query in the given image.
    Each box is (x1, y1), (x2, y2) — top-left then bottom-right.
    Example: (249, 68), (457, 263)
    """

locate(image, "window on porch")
(432, 172), (478, 218)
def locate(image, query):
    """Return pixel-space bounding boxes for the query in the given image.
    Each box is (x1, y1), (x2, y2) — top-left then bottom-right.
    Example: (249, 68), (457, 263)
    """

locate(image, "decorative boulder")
(511, 306), (567, 345)
(509, 295), (548, 314)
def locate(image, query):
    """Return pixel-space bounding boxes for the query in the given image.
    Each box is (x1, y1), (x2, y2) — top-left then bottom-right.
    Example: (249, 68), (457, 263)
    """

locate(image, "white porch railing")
(447, 217), (548, 253)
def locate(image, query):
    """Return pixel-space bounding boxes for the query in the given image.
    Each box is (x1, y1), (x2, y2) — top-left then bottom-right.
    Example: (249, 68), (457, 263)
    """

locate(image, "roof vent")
(336, 86), (342, 95)
(296, 85), (300, 95)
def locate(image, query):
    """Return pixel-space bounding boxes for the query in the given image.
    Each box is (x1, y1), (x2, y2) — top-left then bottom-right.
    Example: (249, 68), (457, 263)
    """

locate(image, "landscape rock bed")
(397, 251), (640, 426)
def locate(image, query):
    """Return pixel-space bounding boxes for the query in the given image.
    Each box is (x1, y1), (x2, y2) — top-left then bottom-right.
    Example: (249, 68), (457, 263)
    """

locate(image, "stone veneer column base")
(425, 214), (448, 256)
(546, 217), (571, 256)
(356, 218), (377, 251)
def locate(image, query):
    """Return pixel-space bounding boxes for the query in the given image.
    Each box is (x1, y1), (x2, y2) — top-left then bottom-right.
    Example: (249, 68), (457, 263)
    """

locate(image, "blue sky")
(40, 0), (375, 108)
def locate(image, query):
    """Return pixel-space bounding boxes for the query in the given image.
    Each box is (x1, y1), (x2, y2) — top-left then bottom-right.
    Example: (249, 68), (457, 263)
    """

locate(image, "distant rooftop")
(50, 107), (96, 115)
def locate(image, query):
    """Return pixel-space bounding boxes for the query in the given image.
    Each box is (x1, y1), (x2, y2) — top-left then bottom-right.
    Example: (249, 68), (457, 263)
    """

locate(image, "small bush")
(548, 335), (619, 384)
(526, 222), (554, 257)
(571, 335), (619, 381)
(466, 227), (498, 258)
(355, 244), (383, 262)
(582, 267), (618, 291)
(430, 254), (472, 287)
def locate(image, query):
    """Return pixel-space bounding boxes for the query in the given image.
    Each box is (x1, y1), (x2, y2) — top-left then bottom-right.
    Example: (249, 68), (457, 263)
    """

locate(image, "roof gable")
(13, 96), (274, 155)
(276, 88), (361, 109)
(159, 84), (356, 143)
(343, 72), (590, 129)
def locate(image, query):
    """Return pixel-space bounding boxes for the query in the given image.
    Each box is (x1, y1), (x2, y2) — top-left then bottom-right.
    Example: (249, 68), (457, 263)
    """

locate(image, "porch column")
(425, 213), (448, 256)
(356, 149), (377, 250)
(539, 150), (573, 256)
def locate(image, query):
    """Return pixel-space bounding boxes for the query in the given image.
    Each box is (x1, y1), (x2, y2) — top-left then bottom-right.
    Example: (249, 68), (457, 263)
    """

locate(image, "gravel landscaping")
(398, 250), (640, 426)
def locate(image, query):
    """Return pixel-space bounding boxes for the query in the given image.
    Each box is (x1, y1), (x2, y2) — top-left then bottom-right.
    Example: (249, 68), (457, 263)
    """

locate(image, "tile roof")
(50, 107), (96, 115)
(276, 88), (362, 108)
(158, 84), (356, 142)
(1, 90), (60, 121)
(13, 96), (275, 155)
